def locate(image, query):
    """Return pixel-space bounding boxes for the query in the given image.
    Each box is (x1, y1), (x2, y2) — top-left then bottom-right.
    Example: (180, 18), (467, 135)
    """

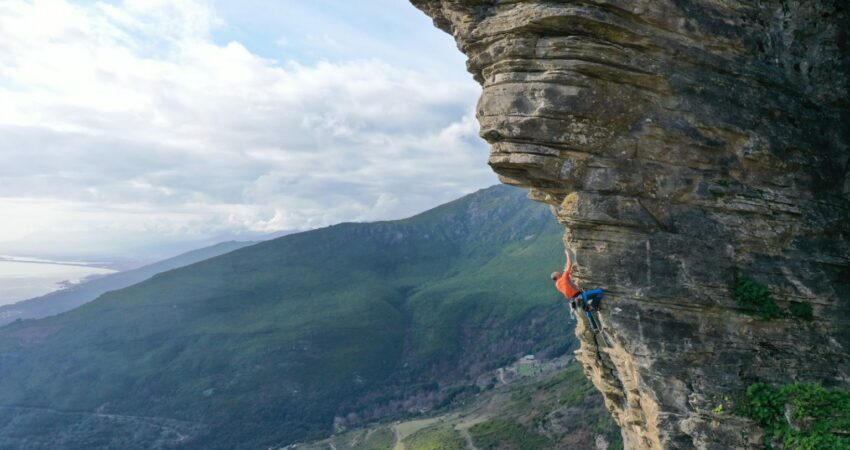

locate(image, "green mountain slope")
(0, 185), (572, 449)
(0, 241), (256, 326)
(299, 361), (622, 450)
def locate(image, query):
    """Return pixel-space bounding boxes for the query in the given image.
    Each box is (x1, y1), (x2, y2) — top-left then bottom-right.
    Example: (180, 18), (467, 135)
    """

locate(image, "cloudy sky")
(0, 0), (495, 263)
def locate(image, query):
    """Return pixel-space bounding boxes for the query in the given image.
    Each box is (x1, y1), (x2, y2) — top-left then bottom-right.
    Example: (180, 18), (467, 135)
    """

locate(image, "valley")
(293, 358), (621, 450)
(0, 186), (582, 449)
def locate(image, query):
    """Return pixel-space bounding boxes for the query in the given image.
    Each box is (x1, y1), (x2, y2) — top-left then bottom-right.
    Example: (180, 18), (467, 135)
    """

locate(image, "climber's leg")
(573, 295), (585, 310)
(585, 309), (600, 332)
(580, 291), (601, 332)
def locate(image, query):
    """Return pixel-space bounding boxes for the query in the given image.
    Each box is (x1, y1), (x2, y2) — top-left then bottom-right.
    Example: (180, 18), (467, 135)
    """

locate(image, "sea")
(0, 256), (116, 307)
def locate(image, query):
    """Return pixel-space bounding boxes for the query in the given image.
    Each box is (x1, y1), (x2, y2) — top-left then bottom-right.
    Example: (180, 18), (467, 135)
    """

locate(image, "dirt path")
(392, 424), (404, 450)
(451, 391), (509, 450)
(454, 415), (488, 450)
(458, 427), (477, 450)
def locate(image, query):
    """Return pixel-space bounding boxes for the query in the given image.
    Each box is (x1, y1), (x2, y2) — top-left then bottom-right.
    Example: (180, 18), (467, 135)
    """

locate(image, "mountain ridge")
(0, 184), (574, 449)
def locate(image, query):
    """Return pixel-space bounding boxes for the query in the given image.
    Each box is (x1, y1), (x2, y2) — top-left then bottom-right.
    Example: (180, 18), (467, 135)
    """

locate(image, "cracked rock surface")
(411, 1), (849, 448)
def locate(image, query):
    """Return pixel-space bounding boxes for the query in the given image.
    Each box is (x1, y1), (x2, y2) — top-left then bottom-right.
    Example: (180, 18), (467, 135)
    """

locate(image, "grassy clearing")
(394, 417), (445, 443)
(469, 418), (551, 449)
(403, 424), (466, 450)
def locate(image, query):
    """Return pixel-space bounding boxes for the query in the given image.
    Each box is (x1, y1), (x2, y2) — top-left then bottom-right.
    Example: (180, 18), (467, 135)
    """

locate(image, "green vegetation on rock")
(734, 277), (783, 320)
(788, 301), (814, 320)
(737, 383), (850, 449)
(734, 276), (817, 322)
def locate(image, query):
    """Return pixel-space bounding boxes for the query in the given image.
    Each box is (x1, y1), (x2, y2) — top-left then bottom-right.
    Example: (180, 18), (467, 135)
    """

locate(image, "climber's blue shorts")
(581, 289), (604, 309)
(579, 289), (603, 331)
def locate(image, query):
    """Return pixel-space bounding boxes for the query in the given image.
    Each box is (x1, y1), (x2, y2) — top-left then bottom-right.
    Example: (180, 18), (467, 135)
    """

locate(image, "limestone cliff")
(411, 1), (850, 448)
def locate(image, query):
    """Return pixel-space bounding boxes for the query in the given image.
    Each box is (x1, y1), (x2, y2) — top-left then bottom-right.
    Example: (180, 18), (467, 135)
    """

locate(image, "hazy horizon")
(0, 183), (509, 309)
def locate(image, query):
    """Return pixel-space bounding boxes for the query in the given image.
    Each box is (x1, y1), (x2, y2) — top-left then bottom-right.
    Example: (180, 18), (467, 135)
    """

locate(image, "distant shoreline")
(0, 256), (112, 270)
(0, 260), (116, 307)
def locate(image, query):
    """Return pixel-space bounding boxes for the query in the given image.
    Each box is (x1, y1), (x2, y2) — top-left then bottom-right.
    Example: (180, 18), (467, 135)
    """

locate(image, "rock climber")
(551, 249), (604, 332)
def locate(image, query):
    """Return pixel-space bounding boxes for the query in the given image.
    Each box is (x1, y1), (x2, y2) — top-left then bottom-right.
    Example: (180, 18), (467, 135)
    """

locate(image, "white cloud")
(0, 0), (494, 260)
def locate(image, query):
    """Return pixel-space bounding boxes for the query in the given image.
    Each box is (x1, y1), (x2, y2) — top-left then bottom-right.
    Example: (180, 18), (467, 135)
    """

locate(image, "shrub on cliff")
(734, 277), (783, 320)
(788, 301), (814, 320)
(738, 383), (850, 449)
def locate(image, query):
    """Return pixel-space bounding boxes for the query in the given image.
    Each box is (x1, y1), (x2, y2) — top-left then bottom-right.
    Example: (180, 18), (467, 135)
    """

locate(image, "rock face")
(411, 1), (849, 448)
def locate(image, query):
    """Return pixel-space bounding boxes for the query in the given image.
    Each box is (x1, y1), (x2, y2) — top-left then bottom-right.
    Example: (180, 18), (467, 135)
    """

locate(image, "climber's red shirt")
(555, 267), (581, 299)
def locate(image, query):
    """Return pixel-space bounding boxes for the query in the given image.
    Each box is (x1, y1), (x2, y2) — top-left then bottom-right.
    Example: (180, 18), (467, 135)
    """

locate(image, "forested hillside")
(0, 185), (575, 449)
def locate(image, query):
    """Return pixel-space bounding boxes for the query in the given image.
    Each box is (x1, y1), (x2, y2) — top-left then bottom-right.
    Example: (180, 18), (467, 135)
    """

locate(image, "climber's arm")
(564, 249), (574, 274)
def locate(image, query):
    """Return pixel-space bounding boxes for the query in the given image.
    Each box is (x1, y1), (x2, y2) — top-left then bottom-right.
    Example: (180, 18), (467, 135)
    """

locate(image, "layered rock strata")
(411, 1), (850, 448)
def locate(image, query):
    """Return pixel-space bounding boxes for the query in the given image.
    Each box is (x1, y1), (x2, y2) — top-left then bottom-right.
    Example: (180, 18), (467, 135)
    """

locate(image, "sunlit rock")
(412, 1), (849, 448)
